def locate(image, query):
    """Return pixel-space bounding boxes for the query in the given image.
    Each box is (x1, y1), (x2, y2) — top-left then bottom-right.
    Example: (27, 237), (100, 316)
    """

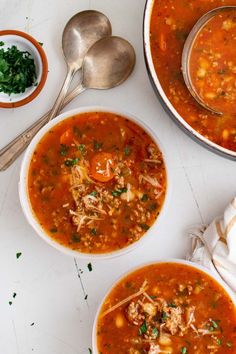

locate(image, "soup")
(189, 8), (236, 115)
(96, 263), (236, 353)
(28, 112), (166, 254)
(150, 0), (236, 151)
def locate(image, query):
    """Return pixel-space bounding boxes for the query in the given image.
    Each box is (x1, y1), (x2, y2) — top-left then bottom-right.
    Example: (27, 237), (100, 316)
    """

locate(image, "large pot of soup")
(143, 0), (236, 160)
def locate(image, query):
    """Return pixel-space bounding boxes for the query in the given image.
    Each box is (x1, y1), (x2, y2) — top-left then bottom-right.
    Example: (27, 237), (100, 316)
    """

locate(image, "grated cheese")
(139, 174), (162, 188)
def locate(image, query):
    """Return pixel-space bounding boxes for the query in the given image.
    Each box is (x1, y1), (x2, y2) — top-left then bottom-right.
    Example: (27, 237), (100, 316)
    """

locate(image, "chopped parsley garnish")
(139, 321), (147, 335)
(161, 311), (168, 322)
(30, 322), (35, 326)
(71, 234), (80, 243)
(216, 338), (222, 346)
(38, 42), (43, 46)
(181, 347), (187, 354)
(93, 140), (103, 151)
(152, 327), (159, 338)
(168, 302), (177, 308)
(141, 194), (148, 202)
(211, 320), (219, 328)
(78, 144), (86, 155)
(9, 301), (12, 306)
(73, 126), (82, 137)
(64, 158), (79, 167)
(139, 223), (150, 231)
(0, 45), (37, 95)
(42, 155), (49, 164)
(84, 294), (88, 300)
(90, 191), (97, 196)
(211, 302), (217, 309)
(125, 281), (132, 288)
(124, 146), (131, 156)
(90, 228), (97, 236)
(13, 292), (17, 298)
(87, 263), (92, 272)
(59, 144), (69, 156)
(50, 228), (58, 233)
(0, 41), (4, 46)
(16, 252), (22, 259)
(209, 319), (219, 331)
(112, 188), (127, 197)
(149, 202), (158, 211)
(88, 348), (92, 354)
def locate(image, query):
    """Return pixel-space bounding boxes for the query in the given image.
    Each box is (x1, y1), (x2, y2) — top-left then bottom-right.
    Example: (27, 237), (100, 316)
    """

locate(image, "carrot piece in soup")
(60, 129), (74, 145)
(159, 33), (167, 51)
(90, 152), (115, 182)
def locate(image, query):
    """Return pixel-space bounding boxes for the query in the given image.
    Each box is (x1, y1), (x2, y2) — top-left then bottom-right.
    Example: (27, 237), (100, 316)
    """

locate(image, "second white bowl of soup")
(93, 259), (236, 353)
(19, 106), (170, 259)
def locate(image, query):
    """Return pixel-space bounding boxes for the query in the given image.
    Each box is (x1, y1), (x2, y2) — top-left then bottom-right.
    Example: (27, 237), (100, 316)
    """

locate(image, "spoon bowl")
(62, 10), (112, 70)
(82, 36), (136, 89)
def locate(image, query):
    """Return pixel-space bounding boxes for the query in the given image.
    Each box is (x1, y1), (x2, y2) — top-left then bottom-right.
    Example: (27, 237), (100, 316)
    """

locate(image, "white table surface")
(1, 1), (236, 353)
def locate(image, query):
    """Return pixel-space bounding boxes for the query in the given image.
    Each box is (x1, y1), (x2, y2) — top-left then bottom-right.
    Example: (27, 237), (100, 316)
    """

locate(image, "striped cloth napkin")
(188, 197), (236, 292)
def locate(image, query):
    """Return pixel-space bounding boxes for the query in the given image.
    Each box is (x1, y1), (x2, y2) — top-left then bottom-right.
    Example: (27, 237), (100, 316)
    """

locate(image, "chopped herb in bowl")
(0, 44), (37, 95)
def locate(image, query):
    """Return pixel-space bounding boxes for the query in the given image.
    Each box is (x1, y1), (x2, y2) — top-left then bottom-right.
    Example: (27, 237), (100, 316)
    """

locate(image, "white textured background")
(0, 0), (236, 353)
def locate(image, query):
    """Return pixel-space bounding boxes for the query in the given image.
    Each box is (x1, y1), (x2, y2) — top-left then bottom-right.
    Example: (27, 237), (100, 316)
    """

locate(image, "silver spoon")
(0, 36), (136, 171)
(47, 10), (112, 120)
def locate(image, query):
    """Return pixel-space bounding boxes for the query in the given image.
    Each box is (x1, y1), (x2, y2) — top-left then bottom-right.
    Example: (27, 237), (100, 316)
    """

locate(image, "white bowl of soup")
(93, 259), (236, 354)
(19, 106), (170, 259)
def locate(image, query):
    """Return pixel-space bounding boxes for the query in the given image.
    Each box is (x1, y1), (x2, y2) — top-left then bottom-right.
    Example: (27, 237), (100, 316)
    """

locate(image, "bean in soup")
(28, 112), (166, 254)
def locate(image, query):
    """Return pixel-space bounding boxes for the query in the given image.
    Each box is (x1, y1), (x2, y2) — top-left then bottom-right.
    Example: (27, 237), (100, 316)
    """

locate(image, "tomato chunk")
(60, 129), (74, 145)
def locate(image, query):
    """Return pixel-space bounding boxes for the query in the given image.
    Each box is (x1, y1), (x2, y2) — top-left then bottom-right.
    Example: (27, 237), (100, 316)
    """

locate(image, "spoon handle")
(47, 66), (77, 121)
(0, 83), (86, 171)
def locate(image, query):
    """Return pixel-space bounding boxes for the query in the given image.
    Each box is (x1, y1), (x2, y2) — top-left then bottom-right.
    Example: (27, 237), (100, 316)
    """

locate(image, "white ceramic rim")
(143, 0), (236, 159)
(0, 33), (43, 104)
(92, 258), (236, 353)
(19, 105), (172, 260)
